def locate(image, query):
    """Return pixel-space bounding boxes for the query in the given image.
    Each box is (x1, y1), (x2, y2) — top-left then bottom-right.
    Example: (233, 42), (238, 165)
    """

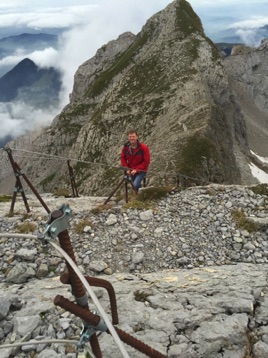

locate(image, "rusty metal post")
(60, 272), (119, 325)
(4, 147), (30, 214)
(50, 209), (102, 357)
(104, 177), (125, 205)
(54, 295), (168, 358)
(14, 162), (50, 213)
(115, 327), (168, 358)
(67, 160), (79, 198)
(10, 178), (30, 214)
(51, 208), (168, 358)
(125, 172), (129, 204)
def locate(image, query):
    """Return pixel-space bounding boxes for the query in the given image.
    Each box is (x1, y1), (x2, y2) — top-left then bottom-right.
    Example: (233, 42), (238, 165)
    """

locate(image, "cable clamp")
(78, 314), (107, 349)
(14, 187), (24, 193)
(43, 204), (72, 240)
(15, 170), (23, 177)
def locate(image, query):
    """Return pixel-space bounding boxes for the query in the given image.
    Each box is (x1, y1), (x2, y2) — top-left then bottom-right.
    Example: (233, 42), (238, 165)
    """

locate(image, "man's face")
(128, 132), (138, 146)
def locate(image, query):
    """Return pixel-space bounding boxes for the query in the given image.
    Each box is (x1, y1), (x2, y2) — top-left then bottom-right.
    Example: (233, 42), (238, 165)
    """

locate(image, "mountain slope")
(0, 58), (62, 108)
(0, 0), (259, 195)
(0, 33), (58, 58)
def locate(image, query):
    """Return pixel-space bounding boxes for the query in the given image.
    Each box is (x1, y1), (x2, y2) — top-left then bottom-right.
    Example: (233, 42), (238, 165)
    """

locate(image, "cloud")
(0, 101), (60, 142)
(0, 5), (97, 29)
(227, 16), (268, 46)
(229, 17), (268, 30)
(188, 0), (268, 42)
(0, 47), (58, 69)
(0, 0), (172, 142)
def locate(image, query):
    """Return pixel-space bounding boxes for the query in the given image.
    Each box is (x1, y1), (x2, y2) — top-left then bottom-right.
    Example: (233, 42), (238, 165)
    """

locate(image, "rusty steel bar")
(52, 209), (165, 357)
(5, 149), (30, 214)
(60, 272), (119, 325)
(125, 175), (129, 203)
(67, 160), (79, 198)
(10, 178), (31, 214)
(14, 162), (50, 213)
(9, 182), (17, 213)
(104, 177), (125, 205)
(67, 160), (75, 198)
(85, 276), (119, 325)
(115, 327), (168, 358)
(51, 210), (102, 357)
(54, 295), (167, 358)
(54, 295), (100, 326)
(51, 210), (85, 299)
(54, 295), (102, 357)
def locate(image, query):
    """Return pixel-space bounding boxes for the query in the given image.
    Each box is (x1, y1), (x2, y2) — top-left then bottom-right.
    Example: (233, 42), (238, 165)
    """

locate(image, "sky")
(0, 0), (268, 144)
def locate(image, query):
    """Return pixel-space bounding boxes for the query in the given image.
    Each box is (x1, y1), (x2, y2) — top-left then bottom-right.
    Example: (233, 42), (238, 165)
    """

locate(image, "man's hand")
(130, 169), (137, 175)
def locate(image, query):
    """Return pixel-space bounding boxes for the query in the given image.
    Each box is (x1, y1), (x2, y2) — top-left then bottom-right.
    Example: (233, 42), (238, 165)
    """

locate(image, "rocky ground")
(1, 184), (268, 357)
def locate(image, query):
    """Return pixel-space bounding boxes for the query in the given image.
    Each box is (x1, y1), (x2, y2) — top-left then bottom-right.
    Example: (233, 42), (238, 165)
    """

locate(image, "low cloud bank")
(0, 1), (167, 143)
(0, 101), (61, 146)
(1, 0), (268, 144)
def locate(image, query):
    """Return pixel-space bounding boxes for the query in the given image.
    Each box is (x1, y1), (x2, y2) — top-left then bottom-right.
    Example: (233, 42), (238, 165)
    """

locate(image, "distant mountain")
(0, 58), (62, 108)
(216, 42), (244, 57)
(1, 0), (268, 195)
(0, 0), (251, 194)
(217, 26), (268, 46)
(0, 33), (59, 77)
(0, 33), (58, 59)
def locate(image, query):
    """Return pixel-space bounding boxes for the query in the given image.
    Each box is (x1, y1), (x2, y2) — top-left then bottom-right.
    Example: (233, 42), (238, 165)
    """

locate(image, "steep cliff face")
(224, 40), (268, 159)
(0, 0), (255, 195)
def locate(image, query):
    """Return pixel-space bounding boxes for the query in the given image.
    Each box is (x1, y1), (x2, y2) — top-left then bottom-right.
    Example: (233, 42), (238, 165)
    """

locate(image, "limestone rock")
(0, 0), (259, 195)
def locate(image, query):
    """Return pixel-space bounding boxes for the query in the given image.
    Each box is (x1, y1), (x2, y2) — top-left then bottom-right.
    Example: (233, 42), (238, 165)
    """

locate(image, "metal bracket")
(124, 174), (132, 182)
(78, 314), (107, 350)
(14, 187), (24, 193)
(78, 323), (96, 349)
(43, 204), (72, 240)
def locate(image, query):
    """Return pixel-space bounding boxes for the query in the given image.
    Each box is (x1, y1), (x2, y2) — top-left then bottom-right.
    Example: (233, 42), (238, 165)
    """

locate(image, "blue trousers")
(131, 171), (147, 191)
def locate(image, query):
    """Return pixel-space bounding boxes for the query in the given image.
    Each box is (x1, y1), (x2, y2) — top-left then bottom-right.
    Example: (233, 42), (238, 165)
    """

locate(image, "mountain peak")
(1, 0), (266, 194)
(0, 57), (61, 105)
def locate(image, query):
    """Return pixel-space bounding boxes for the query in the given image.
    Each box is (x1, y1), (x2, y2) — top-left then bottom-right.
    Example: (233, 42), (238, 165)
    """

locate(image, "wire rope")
(2, 146), (212, 184)
(0, 339), (78, 349)
(0, 232), (130, 358)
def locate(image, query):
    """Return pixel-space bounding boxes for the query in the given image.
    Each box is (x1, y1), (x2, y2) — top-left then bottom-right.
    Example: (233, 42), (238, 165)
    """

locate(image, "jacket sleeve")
(120, 146), (129, 168)
(135, 144), (150, 172)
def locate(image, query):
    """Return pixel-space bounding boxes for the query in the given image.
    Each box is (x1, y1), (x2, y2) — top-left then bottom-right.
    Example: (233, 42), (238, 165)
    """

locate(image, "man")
(120, 130), (150, 191)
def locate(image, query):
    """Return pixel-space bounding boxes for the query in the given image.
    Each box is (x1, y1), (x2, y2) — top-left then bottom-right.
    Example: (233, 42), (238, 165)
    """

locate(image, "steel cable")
(0, 232), (130, 358)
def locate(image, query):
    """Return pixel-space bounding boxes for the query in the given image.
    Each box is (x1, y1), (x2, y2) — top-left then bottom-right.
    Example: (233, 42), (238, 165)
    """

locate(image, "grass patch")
(177, 133), (218, 178)
(53, 188), (72, 197)
(124, 186), (171, 210)
(138, 186), (172, 201)
(124, 199), (153, 210)
(74, 219), (94, 234)
(231, 209), (259, 233)
(249, 183), (268, 196)
(134, 289), (153, 302)
(91, 203), (112, 214)
(16, 222), (37, 234)
(0, 195), (12, 202)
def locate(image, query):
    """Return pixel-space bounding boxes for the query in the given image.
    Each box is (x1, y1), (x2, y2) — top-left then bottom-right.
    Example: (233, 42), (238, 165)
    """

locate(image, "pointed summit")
(0, 0), (255, 194)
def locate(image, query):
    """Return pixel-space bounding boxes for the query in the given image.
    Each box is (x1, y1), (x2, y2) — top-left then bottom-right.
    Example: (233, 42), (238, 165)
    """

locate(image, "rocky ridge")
(1, 184), (268, 357)
(0, 0), (258, 196)
(224, 39), (268, 161)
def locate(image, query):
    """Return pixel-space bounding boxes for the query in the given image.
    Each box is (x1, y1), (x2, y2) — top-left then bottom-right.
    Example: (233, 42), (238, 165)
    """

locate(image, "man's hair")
(127, 129), (138, 136)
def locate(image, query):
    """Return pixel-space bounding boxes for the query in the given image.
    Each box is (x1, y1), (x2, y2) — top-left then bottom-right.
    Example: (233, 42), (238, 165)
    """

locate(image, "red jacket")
(120, 141), (150, 172)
